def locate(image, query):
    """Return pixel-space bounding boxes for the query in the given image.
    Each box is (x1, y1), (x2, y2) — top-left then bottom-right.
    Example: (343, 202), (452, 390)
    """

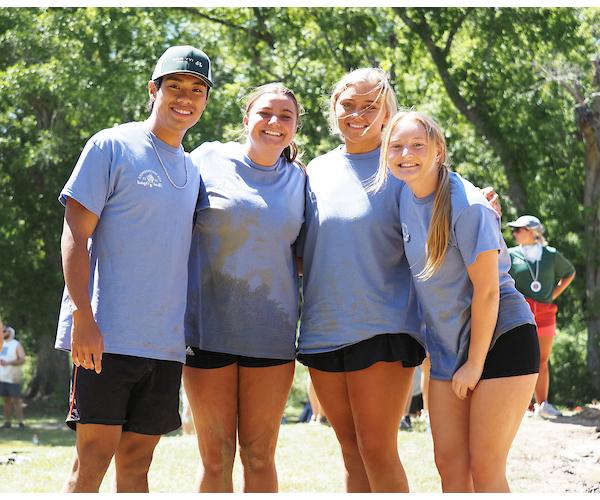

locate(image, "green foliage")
(550, 321), (592, 406)
(0, 6), (597, 400)
(285, 362), (309, 420)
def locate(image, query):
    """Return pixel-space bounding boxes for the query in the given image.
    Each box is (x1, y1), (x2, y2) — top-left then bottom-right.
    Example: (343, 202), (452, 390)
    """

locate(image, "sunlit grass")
(0, 414), (441, 493)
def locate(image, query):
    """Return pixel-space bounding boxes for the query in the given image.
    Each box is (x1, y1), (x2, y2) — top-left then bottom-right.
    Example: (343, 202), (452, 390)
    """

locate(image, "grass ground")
(0, 412), (440, 493)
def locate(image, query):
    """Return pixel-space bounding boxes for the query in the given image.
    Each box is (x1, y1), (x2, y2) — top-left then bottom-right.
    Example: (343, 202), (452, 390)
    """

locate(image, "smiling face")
(334, 81), (389, 154)
(243, 92), (298, 166)
(387, 116), (442, 198)
(148, 73), (209, 146)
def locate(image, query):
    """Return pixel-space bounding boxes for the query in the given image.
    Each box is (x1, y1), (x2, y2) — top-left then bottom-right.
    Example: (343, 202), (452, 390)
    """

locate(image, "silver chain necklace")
(519, 245), (542, 293)
(149, 134), (188, 190)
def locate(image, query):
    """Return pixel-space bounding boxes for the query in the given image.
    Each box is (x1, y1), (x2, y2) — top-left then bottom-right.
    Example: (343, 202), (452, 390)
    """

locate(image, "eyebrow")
(257, 106), (295, 114)
(391, 134), (427, 141)
(164, 76), (206, 86)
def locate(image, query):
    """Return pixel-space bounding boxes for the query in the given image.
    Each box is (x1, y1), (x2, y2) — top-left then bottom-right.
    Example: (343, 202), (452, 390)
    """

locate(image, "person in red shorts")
(507, 215), (576, 418)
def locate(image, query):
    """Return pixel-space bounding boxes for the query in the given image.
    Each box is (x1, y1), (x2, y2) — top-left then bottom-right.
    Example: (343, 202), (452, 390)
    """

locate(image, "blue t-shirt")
(400, 171), (535, 380)
(55, 122), (202, 363)
(298, 146), (423, 354)
(185, 141), (305, 359)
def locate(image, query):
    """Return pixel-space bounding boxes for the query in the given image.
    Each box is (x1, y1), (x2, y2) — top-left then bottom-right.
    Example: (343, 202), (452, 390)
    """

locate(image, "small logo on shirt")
(185, 346), (195, 357)
(401, 222), (410, 243)
(137, 170), (163, 188)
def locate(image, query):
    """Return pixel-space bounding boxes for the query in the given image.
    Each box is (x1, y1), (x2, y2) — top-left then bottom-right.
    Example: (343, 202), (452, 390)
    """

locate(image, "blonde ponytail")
(417, 165), (451, 280)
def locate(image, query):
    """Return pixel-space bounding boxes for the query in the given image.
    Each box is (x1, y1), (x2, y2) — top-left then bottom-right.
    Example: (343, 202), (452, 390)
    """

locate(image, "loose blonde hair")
(328, 68), (398, 141)
(375, 110), (451, 280)
(241, 82), (305, 166)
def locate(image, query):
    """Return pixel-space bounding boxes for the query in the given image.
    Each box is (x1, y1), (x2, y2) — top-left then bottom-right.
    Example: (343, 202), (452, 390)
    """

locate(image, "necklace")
(149, 134), (188, 189)
(519, 245), (541, 293)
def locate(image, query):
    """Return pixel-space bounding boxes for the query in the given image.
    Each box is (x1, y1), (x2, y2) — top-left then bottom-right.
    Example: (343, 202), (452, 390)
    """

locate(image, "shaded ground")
(508, 403), (600, 493)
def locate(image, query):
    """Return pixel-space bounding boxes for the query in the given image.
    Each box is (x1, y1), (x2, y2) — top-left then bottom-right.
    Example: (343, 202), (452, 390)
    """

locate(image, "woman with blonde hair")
(375, 109), (539, 492)
(183, 83), (305, 492)
(507, 215), (575, 418)
(297, 68), (425, 492)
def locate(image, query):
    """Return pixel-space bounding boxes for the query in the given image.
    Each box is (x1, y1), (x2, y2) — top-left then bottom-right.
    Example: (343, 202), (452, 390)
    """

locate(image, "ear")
(435, 144), (443, 163)
(381, 108), (390, 129)
(148, 80), (157, 101)
(242, 113), (249, 130)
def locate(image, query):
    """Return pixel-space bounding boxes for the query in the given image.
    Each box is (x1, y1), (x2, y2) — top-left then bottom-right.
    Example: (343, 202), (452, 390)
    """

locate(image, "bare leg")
(309, 368), (370, 492)
(62, 423), (122, 492)
(420, 356), (430, 414)
(238, 362), (294, 492)
(428, 380), (473, 492)
(2, 396), (10, 424)
(113, 432), (161, 492)
(469, 374), (538, 492)
(534, 336), (554, 404)
(183, 364), (238, 492)
(13, 397), (23, 423)
(347, 362), (414, 492)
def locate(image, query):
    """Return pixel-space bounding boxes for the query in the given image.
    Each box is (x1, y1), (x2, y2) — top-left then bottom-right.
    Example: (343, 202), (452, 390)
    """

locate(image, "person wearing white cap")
(507, 215), (576, 418)
(0, 324), (26, 430)
(55, 45), (212, 492)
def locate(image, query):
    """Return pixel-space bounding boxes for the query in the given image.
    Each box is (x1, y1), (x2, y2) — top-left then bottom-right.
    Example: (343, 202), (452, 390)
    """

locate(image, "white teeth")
(401, 163), (418, 168)
(173, 108), (192, 115)
(263, 130), (283, 136)
(348, 123), (366, 129)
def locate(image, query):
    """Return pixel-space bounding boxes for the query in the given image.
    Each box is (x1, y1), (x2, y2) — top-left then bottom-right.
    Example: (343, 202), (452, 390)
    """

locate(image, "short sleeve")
(58, 138), (111, 218)
(454, 204), (501, 267)
(553, 250), (575, 278)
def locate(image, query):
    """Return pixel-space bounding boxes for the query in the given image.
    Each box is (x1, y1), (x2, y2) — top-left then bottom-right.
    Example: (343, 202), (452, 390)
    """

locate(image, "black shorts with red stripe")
(66, 353), (182, 435)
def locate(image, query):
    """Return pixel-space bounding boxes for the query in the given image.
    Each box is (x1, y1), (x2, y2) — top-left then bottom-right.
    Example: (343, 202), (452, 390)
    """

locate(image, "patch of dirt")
(508, 403), (600, 493)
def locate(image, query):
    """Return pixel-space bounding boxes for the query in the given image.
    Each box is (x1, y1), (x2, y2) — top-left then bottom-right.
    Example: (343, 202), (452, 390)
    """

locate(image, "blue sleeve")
(58, 138), (112, 218)
(454, 204), (501, 267)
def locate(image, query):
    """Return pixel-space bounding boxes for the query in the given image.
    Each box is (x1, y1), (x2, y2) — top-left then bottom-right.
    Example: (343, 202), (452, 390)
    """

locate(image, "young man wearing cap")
(56, 45), (213, 492)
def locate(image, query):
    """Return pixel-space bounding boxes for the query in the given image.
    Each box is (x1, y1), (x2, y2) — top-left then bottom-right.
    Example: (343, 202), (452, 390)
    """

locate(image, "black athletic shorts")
(297, 333), (426, 372)
(185, 346), (293, 369)
(480, 323), (540, 380)
(66, 353), (183, 435)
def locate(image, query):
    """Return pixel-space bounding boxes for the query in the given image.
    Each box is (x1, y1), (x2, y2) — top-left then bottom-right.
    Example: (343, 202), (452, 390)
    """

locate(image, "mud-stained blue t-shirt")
(298, 146), (422, 354)
(185, 141), (305, 359)
(400, 172), (535, 380)
(55, 122), (202, 363)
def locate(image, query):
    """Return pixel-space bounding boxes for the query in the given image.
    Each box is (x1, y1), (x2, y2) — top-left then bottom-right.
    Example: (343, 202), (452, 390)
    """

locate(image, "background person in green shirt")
(507, 215), (576, 419)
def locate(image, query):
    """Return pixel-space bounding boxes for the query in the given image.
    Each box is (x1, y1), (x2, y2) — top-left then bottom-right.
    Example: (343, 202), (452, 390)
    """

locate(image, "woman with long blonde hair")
(297, 69), (425, 492)
(376, 110), (539, 492)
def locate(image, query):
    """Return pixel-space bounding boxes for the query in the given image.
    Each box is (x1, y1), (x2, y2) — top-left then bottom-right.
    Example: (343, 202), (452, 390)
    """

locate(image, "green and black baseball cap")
(152, 45), (213, 87)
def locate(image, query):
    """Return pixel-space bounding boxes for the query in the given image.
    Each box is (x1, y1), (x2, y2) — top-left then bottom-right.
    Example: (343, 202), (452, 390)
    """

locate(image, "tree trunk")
(576, 84), (600, 396)
(26, 333), (70, 404)
(394, 8), (528, 212)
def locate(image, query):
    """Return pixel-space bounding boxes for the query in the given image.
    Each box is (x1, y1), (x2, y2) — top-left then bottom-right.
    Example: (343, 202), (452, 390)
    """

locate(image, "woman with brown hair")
(183, 83), (305, 492)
